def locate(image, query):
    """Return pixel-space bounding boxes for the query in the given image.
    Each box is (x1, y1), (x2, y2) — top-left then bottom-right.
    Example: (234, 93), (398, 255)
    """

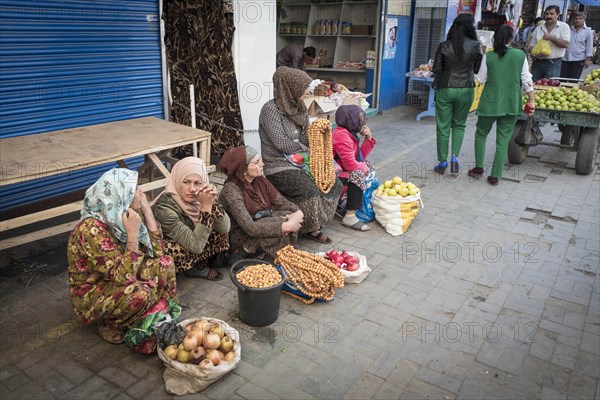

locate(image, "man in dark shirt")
(276, 45), (316, 72)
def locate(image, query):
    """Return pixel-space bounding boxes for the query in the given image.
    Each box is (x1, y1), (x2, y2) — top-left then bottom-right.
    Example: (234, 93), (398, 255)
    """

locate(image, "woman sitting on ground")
(151, 157), (230, 280)
(67, 168), (177, 345)
(219, 145), (304, 264)
(259, 66), (342, 244)
(332, 105), (377, 231)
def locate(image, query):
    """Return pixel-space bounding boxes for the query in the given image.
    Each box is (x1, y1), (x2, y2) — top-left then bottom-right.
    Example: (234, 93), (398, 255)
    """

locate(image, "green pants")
(474, 115), (519, 179)
(435, 87), (474, 161)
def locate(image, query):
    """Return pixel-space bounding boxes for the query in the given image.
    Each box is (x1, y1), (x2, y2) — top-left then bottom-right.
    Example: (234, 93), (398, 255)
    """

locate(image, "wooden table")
(0, 117), (213, 249)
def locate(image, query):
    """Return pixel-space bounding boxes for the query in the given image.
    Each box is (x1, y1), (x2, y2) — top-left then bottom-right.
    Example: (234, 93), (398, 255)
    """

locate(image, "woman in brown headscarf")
(258, 67), (342, 244)
(219, 146), (303, 264)
(151, 157), (230, 280)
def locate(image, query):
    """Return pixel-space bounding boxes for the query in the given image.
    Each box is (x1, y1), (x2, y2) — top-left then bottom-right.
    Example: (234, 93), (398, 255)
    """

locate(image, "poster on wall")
(383, 17), (398, 60)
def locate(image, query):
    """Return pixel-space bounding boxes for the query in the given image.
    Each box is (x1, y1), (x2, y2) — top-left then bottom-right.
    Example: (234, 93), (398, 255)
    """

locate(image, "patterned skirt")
(164, 231), (229, 273)
(267, 169), (342, 234)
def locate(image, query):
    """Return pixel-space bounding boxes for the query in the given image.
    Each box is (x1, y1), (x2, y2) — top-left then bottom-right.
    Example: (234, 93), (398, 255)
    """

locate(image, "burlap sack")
(157, 317), (241, 395)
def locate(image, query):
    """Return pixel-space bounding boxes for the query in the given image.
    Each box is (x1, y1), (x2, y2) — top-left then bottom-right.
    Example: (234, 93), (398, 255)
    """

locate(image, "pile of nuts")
(236, 264), (282, 288)
(307, 118), (336, 194)
(276, 245), (344, 304)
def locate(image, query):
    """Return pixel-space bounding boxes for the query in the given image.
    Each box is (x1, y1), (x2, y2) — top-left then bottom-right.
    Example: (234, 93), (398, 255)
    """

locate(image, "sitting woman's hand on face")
(197, 183), (217, 212)
(359, 126), (372, 139)
(122, 207), (142, 237)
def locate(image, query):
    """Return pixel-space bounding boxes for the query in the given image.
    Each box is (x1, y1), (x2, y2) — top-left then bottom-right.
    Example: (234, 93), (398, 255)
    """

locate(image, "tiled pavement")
(1, 106), (599, 399)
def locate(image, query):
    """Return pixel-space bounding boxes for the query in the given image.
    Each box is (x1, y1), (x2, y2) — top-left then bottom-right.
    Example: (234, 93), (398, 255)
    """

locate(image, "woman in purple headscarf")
(332, 105), (377, 231)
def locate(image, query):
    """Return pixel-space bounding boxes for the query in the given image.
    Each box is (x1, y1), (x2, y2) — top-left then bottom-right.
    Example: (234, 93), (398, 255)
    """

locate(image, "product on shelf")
(334, 60), (365, 70)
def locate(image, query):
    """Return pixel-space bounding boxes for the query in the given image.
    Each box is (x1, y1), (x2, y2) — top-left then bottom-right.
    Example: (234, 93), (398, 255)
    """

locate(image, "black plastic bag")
(514, 117), (543, 146)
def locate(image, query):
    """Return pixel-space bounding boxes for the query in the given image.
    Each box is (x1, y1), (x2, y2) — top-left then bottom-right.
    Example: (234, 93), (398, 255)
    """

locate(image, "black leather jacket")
(432, 38), (483, 89)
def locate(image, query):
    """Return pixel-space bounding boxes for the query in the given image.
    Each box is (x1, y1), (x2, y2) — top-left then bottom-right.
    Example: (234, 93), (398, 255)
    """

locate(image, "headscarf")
(153, 157), (210, 224)
(335, 105), (367, 135)
(245, 146), (258, 164)
(273, 66), (312, 127)
(219, 146), (279, 216)
(80, 168), (153, 256)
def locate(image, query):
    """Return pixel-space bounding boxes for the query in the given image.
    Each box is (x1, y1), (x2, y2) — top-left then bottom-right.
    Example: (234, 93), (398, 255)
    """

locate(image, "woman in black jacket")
(432, 14), (483, 174)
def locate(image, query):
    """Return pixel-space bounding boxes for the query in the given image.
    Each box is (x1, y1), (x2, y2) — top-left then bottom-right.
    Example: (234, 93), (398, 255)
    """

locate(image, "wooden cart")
(507, 109), (600, 175)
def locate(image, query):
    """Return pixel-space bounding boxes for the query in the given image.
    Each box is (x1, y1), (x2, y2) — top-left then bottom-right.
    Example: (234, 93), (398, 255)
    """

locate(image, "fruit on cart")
(532, 87), (600, 113)
(534, 78), (560, 86)
(584, 70), (600, 85)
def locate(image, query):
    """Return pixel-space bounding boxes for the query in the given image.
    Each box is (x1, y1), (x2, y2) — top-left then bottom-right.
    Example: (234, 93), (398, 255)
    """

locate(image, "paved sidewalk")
(1, 106), (599, 399)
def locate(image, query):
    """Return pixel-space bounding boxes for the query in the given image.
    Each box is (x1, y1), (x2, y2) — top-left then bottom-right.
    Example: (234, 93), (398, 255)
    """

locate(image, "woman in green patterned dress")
(67, 168), (177, 344)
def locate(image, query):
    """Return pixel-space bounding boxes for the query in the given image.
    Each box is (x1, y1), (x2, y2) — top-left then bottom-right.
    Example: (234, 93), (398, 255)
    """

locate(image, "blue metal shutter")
(0, 0), (163, 211)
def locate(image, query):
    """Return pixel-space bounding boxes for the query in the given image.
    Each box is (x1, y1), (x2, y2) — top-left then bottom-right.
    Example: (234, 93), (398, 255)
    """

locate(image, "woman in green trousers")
(468, 25), (535, 186)
(432, 14), (483, 174)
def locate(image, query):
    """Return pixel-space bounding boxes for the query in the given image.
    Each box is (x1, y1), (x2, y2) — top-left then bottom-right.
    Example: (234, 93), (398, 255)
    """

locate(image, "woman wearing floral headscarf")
(332, 105), (376, 231)
(151, 157), (230, 280)
(67, 168), (177, 345)
(219, 145), (303, 264)
(259, 66), (342, 244)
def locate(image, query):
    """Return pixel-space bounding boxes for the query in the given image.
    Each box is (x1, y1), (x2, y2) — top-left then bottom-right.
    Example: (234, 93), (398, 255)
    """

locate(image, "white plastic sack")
(371, 192), (424, 236)
(157, 317), (241, 396)
(317, 251), (371, 284)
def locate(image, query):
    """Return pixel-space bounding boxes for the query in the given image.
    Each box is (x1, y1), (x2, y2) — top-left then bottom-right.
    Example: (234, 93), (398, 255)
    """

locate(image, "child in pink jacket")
(332, 105), (376, 231)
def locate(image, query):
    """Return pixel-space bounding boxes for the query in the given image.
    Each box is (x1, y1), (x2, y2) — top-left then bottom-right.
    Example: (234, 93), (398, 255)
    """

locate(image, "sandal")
(342, 220), (371, 231)
(184, 267), (224, 281)
(302, 231), (333, 244)
(97, 324), (124, 345)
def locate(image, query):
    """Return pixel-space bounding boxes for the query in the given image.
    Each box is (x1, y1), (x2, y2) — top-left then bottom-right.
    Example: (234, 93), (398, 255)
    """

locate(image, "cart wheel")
(559, 125), (575, 145)
(508, 120), (529, 164)
(575, 127), (599, 175)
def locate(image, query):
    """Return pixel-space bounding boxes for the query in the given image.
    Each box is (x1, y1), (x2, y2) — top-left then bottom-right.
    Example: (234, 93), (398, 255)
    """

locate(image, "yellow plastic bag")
(531, 39), (551, 57)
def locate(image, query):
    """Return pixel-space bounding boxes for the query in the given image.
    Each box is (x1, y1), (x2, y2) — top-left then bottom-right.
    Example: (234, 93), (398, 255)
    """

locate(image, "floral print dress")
(67, 218), (177, 331)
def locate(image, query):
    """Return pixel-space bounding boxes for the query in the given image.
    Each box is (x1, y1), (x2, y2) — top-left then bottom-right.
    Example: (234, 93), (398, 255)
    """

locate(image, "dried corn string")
(276, 245), (344, 303)
(307, 118), (336, 194)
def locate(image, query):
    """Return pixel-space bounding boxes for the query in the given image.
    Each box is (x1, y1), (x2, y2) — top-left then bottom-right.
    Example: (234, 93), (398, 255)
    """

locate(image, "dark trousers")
(340, 178), (363, 210)
(560, 60), (585, 80)
(531, 58), (562, 82)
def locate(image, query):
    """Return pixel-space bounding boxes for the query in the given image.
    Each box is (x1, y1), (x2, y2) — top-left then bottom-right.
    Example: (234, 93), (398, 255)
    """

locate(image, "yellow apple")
(384, 180), (393, 189)
(386, 188), (397, 196)
(392, 176), (403, 185)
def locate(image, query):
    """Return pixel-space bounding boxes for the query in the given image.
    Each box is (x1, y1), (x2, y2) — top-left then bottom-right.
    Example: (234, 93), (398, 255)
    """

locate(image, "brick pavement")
(1, 106), (599, 399)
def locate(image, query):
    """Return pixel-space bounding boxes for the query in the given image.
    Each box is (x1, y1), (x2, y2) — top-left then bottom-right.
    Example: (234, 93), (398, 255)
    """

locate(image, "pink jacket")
(331, 126), (376, 180)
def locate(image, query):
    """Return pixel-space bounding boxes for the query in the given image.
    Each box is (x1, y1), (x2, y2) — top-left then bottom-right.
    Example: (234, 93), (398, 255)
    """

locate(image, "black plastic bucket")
(229, 259), (285, 326)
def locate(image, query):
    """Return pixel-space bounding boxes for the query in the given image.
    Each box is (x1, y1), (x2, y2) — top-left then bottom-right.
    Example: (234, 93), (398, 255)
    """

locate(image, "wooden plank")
(0, 221), (76, 250)
(138, 179), (169, 192)
(146, 153), (171, 178)
(0, 117), (211, 186)
(0, 200), (83, 232)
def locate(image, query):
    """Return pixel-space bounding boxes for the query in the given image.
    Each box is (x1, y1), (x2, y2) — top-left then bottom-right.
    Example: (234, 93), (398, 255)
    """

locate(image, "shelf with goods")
(277, 0), (379, 93)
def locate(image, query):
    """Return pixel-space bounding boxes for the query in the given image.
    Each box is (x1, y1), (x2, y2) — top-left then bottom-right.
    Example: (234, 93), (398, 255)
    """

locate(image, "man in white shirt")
(561, 12), (594, 79)
(528, 5), (571, 81)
